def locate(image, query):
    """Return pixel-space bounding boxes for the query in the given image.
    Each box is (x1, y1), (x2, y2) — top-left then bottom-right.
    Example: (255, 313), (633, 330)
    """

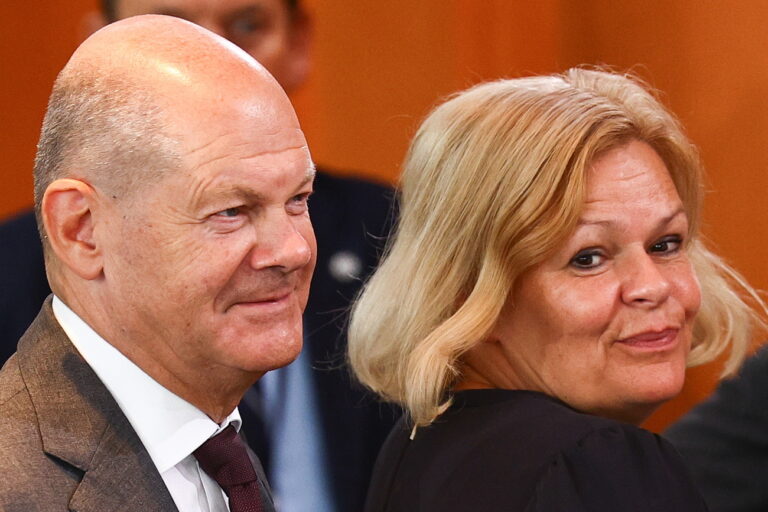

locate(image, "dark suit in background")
(0, 167), (398, 512)
(665, 345), (768, 512)
(300, 169), (399, 510)
(0, 210), (49, 364)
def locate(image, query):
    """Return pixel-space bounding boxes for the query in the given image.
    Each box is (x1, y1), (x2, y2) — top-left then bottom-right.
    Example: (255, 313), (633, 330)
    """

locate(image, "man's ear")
(42, 179), (104, 280)
(282, 9), (313, 93)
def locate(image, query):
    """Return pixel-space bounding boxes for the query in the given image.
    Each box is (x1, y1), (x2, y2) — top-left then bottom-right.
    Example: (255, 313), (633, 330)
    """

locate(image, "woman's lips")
(616, 328), (679, 350)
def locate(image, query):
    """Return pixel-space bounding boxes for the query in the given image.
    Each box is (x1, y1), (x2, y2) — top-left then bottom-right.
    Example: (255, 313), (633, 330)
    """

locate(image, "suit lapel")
(68, 419), (177, 512)
(17, 299), (177, 511)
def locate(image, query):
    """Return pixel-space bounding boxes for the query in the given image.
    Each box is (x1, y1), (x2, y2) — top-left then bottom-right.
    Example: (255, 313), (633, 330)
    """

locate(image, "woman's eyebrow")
(576, 207), (686, 227)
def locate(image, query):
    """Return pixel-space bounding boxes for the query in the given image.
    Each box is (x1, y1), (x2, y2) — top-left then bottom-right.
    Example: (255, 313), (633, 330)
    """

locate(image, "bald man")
(0, 15), (318, 511)
(1, 2), (398, 510)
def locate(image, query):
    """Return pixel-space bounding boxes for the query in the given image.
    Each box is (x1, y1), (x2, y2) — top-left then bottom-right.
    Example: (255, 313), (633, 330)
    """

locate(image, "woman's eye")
(649, 235), (682, 254)
(569, 250), (604, 269)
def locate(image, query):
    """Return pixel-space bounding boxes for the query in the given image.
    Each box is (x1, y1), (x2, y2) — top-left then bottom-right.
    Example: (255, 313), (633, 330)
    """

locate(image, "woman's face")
(489, 140), (700, 423)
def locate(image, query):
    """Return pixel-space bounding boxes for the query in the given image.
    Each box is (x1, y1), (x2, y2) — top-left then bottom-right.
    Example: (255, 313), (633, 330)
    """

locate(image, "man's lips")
(616, 328), (679, 349)
(229, 290), (295, 310)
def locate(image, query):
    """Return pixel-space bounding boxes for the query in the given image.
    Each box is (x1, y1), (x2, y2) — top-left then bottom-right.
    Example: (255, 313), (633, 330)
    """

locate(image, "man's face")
(99, 88), (316, 378)
(114, 0), (306, 92)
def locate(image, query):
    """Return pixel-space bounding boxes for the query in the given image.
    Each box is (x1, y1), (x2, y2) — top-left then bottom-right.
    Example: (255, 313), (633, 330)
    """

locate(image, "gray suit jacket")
(0, 299), (273, 512)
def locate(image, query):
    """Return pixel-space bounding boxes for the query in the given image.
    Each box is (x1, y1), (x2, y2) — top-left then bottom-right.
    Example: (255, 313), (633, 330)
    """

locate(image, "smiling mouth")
(229, 290), (294, 311)
(616, 328), (679, 350)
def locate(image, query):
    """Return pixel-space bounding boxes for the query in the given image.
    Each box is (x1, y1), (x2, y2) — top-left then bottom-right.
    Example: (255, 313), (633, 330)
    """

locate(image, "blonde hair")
(348, 68), (765, 426)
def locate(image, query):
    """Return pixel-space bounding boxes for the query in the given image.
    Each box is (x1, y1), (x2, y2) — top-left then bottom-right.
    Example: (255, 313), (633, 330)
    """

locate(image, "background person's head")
(34, 15), (316, 419)
(349, 68), (762, 427)
(96, 0), (310, 94)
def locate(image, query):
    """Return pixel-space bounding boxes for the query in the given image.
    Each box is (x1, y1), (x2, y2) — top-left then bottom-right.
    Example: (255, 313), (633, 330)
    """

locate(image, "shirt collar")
(52, 296), (242, 473)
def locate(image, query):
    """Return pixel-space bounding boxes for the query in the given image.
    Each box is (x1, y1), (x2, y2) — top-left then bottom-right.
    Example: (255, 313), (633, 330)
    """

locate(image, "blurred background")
(3, 0), (768, 431)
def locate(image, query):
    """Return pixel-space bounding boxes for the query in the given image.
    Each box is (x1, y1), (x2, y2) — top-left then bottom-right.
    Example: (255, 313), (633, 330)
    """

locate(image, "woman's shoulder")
(524, 421), (708, 511)
(367, 390), (707, 511)
(448, 390), (707, 511)
(471, 393), (707, 512)
(444, 389), (632, 451)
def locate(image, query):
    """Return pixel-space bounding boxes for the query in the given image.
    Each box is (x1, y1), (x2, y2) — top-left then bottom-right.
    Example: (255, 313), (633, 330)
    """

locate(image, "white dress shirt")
(52, 296), (240, 512)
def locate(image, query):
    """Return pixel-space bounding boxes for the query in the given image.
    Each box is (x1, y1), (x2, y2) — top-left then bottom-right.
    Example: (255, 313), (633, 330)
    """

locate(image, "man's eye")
(287, 193), (311, 213)
(569, 250), (604, 269)
(649, 235), (683, 254)
(215, 207), (242, 218)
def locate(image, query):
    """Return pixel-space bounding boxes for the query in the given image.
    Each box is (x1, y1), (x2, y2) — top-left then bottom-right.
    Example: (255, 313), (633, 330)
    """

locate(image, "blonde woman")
(348, 69), (763, 511)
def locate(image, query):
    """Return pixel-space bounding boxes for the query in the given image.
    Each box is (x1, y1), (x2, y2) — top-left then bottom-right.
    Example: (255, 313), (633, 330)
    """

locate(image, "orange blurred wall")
(3, 0), (768, 431)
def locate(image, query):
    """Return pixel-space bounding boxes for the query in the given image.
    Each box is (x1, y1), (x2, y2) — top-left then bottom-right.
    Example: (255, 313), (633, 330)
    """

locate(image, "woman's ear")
(42, 178), (104, 280)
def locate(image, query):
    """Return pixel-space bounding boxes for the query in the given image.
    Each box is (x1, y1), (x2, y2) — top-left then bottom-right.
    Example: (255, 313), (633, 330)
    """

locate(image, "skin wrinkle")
(183, 158), (314, 217)
(186, 141), (310, 176)
(577, 208), (686, 228)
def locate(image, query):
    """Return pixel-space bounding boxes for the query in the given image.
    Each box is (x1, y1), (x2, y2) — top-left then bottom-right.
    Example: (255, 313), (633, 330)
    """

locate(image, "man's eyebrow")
(303, 163), (317, 185)
(214, 164), (316, 202)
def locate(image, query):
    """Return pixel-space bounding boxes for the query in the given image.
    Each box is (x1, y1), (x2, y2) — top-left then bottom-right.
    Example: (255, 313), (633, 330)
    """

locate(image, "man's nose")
(248, 211), (314, 273)
(620, 250), (672, 308)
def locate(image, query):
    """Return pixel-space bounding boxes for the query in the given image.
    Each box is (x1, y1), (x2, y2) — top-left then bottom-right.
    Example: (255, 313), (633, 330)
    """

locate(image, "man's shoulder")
(0, 355), (42, 454)
(0, 354), (26, 405)
(0, 354), (82, 511)
(0, 307), (177, 511)
(0, 329), (56, 462)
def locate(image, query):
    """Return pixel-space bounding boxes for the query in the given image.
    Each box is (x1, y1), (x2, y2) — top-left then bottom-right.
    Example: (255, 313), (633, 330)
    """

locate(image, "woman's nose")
(620, 251), (672, 308)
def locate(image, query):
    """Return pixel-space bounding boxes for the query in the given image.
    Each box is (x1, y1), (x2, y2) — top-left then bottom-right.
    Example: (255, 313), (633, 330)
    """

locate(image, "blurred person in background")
(0, 1), (397, 511)
(348, 69), (765, 511)
(666, 345), (768, 512)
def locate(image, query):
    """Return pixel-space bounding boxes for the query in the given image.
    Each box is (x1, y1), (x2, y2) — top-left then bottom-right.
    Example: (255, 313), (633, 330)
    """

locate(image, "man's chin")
(231, 334), (303, 374)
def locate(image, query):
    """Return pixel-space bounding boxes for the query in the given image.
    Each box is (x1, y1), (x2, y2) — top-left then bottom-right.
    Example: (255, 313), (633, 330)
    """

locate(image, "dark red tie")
(193, 425), (265, 512)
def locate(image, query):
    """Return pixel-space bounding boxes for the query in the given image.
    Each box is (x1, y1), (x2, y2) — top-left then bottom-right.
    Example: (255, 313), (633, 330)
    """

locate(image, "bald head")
(69, 13), (281, 93)
(34, 14), (296, 239)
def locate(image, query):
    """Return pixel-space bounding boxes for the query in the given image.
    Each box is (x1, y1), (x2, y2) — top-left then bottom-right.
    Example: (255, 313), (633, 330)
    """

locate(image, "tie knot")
(194, 425), (259, 487)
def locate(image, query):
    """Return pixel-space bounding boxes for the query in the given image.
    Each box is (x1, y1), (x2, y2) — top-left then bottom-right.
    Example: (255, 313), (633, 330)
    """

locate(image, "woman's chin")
(582, 379), (685, 425)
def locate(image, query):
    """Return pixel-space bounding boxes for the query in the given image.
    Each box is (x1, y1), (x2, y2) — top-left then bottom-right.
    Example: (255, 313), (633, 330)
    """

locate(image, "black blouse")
(364, 389), (707, 511)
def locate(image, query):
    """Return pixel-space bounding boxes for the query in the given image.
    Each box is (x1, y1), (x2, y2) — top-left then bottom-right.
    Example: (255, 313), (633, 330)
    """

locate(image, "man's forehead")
(179, 154), (315, 211)
(148, 60), (298, 147)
